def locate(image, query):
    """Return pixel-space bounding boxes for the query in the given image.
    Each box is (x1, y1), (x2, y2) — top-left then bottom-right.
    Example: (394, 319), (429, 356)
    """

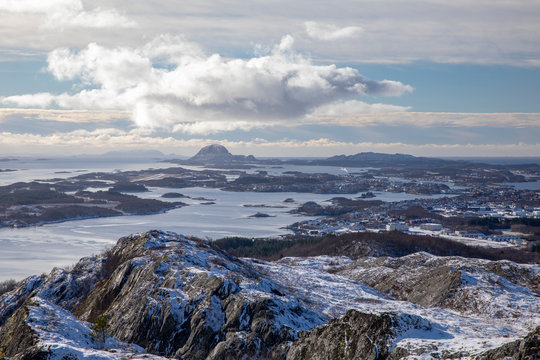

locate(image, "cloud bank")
(0, 0), (135, 29)
(1, 34), (413, 134)
(0, 1), (539, 66)
(311, 111), (540, 128)
(2, 108), (537, 133)
(311, 100), (411, 117)
(0, 108), (129, 123)
(0, 129), (537, 158)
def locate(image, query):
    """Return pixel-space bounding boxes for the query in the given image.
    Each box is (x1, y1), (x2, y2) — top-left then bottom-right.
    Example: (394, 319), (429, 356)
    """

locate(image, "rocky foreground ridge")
(0, 230), (538, 359)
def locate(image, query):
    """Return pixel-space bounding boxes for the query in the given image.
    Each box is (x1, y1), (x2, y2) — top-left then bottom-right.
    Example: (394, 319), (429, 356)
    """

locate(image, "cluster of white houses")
(289, 193), (538, 247)
(386, 222), (442, 232)
(432, 203), (540, 219)
(293, 218), (525, 246)
(385, 222), (525, 245)
(453, 230), (524, 245)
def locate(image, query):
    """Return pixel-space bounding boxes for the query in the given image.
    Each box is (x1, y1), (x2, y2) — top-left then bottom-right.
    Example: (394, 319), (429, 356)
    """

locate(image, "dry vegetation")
(215, 232), (540, 264)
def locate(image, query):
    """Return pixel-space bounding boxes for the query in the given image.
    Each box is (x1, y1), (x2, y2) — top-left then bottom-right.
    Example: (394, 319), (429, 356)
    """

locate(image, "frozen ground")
(25, 297), (168, 359)
(3, 231), (538, 359)
(248, 255), (540, 358)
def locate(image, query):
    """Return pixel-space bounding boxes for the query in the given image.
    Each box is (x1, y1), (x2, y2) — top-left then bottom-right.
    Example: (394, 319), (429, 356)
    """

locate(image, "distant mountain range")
(174, 144), (461, 168)
(160, 144), (540, 171)
(292, 151), (465, 168)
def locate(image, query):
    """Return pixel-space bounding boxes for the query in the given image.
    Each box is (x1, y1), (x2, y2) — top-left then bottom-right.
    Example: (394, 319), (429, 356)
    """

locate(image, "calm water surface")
(0, 158), (454, 281)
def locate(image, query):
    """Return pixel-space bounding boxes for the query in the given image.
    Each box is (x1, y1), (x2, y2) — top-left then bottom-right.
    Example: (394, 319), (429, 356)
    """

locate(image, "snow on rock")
(1, 230), (538, 359)
(205, 295), (226, 332)
(337, 251), (540, 329)
(1, 231), (329, 358)
(25, 297), (167, 359)
(0, 274), (44, 324)
(248, 253), (540, 358)
(248, 256), (387, 318)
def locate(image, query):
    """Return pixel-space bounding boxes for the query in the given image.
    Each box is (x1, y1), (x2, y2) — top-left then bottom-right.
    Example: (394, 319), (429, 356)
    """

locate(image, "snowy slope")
(1, 230), (538, 359)
(249, 255), (540, 357)
(338, 252), (540, 324)
(24, 297), (167, 359)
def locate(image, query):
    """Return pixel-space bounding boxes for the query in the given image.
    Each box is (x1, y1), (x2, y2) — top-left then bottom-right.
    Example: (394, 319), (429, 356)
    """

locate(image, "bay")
(0, 158), (454, 281)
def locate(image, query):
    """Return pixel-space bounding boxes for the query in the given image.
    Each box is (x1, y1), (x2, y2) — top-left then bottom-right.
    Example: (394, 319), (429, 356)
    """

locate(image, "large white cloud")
(1, 35), (413, 133)
(0, 0), (135, 29)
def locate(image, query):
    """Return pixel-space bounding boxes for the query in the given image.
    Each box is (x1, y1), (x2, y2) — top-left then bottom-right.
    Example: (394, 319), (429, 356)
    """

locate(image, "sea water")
(0, 157), (455, 281)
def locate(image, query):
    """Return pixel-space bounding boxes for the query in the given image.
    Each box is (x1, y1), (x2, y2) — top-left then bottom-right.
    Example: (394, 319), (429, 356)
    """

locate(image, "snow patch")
(25, 297), (166, 359)
(205, 295), (225, 332)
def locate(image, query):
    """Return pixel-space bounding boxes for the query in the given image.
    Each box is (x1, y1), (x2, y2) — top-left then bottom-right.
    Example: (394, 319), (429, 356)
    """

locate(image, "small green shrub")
(91, 314), (110, 345)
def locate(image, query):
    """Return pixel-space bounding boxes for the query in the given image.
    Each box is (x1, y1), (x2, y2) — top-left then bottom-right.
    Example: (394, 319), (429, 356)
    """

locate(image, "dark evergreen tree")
(91, 314), (110, 346)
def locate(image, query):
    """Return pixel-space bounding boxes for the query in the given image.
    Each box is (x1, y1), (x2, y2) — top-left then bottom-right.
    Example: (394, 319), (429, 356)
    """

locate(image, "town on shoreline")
(1, 145), (539, 253)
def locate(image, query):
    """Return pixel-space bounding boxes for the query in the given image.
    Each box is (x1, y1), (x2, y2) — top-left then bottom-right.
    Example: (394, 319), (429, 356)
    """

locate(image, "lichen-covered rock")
(287, 310), (394, 360)
(0, 302), (38, 358)
(337, 252), (540, 320)
(0, 230), (325, 359)
(476, 325), (540, 360)
(286, 309), (449, 360)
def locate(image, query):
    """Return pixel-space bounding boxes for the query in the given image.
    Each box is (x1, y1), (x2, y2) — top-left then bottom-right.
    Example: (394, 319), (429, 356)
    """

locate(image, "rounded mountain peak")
(190, 144), (233, 161)
(199, 144), (231, 155)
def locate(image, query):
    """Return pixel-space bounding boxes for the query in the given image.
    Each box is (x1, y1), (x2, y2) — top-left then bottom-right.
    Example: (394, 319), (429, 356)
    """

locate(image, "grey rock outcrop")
(287, 309), (454, 360)
(0, 302), (39, 358)
(476, 325), (540, 360)
(337, 252), (540, 320)
(287, 310), (395, 360)
(0, 232), (538, 359)
(0, 230), (325, 359)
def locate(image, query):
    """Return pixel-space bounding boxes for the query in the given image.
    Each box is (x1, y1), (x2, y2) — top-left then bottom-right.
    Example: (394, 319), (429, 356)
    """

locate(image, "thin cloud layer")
(0, 1), (539, 66)
(313, 113), (540, 129)
(2, 108), (537, 131)
(315, 111), (540, 128)
(172, 121), (272, 135)
(1, 35), (413, 134)
(1, 129), (537, 157)
(310, 100), (411, 117)
(0, 0), (135, 29)
(0, 108), (129, 123)
(305, 21), (363, 41)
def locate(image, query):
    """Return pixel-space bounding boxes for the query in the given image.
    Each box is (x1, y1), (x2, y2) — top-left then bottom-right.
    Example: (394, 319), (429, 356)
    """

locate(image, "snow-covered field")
(249, 255), (540, 358)
(25, 298), (168, 359)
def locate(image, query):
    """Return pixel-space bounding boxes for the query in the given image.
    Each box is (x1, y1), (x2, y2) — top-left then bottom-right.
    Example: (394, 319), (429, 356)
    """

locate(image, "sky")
(0, 0), (539, 157)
